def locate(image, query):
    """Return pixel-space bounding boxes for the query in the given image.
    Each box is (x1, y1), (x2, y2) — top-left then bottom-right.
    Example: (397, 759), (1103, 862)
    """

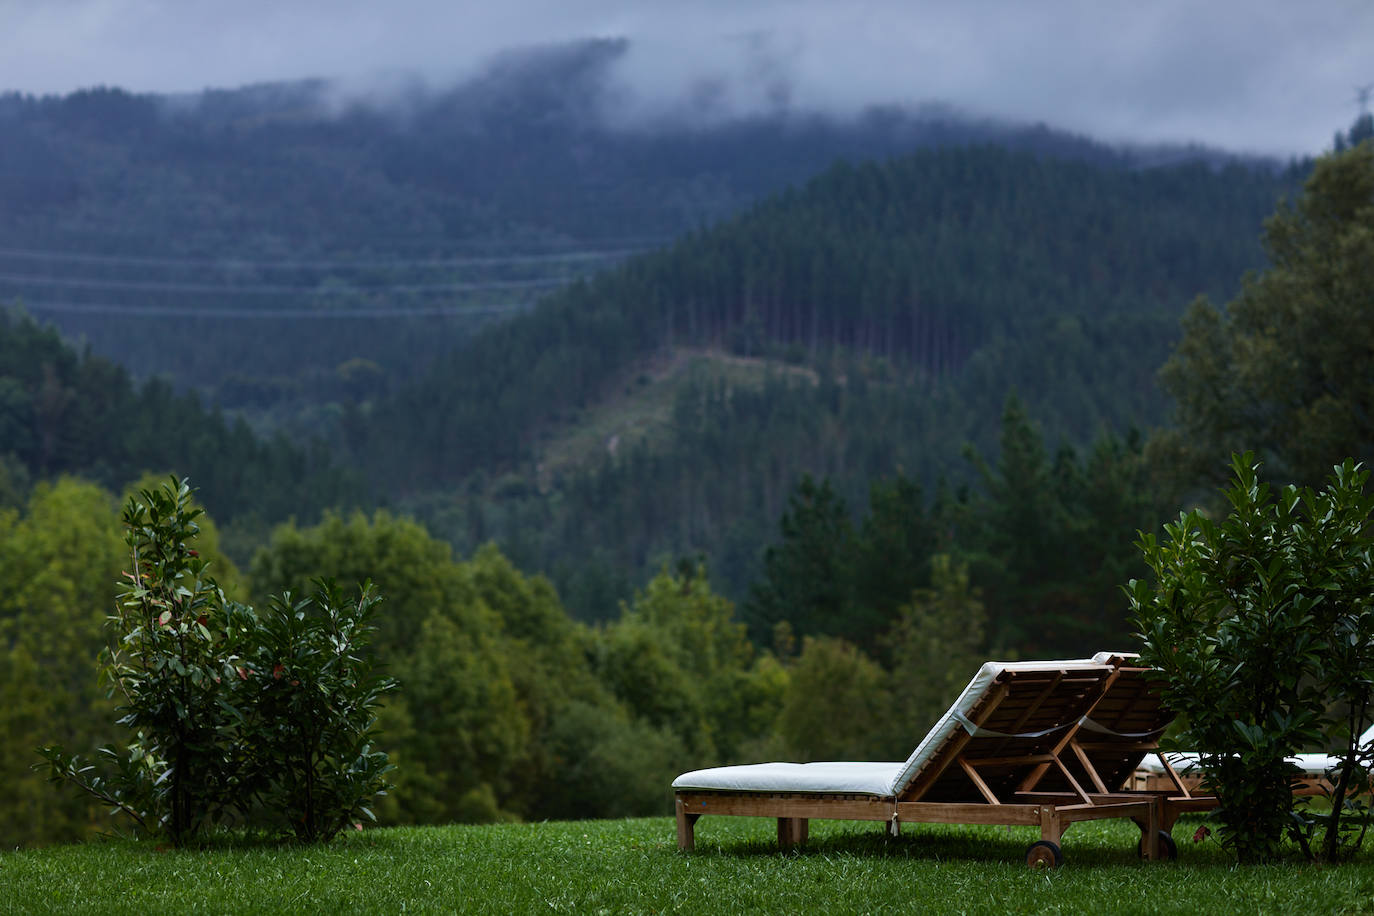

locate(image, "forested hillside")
(354, 145), (1298, 619)
(364, 145), (1291, 479)
(0, 60), (1303, 622)
(0, 308), (358, 544)
(0, 38), (1275, 425)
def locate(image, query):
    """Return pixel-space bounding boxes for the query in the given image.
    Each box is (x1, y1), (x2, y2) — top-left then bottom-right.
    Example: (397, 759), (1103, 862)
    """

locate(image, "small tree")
(40, 478), (395, 845)
(46, 478), (245, 844)
(1128, 454), (1374, 862)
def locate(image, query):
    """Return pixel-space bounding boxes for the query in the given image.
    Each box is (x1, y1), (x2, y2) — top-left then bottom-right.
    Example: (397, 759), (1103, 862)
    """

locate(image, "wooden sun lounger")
(673, 658), (1169, 868)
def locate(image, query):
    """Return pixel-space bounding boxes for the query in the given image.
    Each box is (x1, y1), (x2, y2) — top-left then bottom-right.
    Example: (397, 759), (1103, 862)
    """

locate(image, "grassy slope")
(4, 817), (1372, 915)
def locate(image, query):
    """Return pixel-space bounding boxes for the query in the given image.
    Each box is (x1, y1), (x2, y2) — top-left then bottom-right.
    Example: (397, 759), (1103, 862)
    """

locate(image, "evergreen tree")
(1151, 141), (1374, 494)
(743, 475), (855, 645)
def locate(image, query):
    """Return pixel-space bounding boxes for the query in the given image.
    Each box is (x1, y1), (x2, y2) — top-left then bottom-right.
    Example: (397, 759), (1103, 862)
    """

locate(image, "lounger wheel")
(1025, 840), (1063, 869)
(1138, 830), (1177, 861)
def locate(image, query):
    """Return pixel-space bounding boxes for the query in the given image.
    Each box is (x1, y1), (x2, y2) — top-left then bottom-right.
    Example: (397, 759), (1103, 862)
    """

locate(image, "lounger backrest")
(890, 659), (1115, 802)
(1060, 653), (1175, 792)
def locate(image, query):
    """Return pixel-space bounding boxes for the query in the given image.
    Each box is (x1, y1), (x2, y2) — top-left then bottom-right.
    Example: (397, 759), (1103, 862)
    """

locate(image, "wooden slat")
(1052, 756), (1093, 804)
(677, 793), (891, 821)
(1005, 672), (1062, 735)
(958, 757), (1002, 805)
(900, 681), (1011, 800)
(895, 801), (1043, 826)
(1069, 739), (1111, 795)
(1017, 667), (1118, 793)
(1159, 753), (1193, 798)
(969, 753), (1056, 768)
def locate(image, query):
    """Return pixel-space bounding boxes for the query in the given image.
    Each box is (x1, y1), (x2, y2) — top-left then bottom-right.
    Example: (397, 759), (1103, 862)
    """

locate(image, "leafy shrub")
(236, 581), (395, 842)
(39, 478), (395, 845)
(1128, 454), (1374, 862)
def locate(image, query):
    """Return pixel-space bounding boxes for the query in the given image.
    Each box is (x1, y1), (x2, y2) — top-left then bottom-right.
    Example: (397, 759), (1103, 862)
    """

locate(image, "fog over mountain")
(4, 0), (1371, 157)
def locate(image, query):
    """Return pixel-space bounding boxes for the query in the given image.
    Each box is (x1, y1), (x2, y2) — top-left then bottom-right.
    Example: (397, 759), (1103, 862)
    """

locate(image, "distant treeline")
(0, 307), (358, 538)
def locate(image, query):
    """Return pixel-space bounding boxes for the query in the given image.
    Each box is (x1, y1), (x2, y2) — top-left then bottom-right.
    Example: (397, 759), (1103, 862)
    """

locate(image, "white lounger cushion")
(673, 658), (1108, 798)
(1137, 722), (1374, 779)
(672, 761), (904, 795)
(1136, 751), (1343, 778)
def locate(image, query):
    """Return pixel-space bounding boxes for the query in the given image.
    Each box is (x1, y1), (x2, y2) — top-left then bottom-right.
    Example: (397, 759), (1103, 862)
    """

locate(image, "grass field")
(4, 816), (1374, 915)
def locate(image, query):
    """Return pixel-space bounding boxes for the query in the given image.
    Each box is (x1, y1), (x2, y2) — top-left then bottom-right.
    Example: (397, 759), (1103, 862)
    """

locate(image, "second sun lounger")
(1132, 724), (1374, 799)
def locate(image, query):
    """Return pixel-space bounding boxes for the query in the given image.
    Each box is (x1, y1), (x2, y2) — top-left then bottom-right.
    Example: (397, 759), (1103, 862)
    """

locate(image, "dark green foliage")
(83, 478), (244, 844)
(0, 478), (243, 846)
(737, 400), (1159, 661)
(777, 637), (889, 761)
(0, 306), (359, 539)
(1129, 454), (1374, 863)
(238, 581), (395, 842)
(372, 141), (1287, 623)
(3, 89), (1299, 642)
(852, 475), (938, 637)
(740, 470), (940, 654)
(243, 511), (720, 825)
(247, 512), (528, 824)
(744, 475), (856, 645)
(1151, 141), (1374, 495)
(596, 563), (787, 765)
(0, 58), (1185, 414)
(883, 555), (988, 752)
(958, 395), (1162, 654)
(39, 478), (395, 846)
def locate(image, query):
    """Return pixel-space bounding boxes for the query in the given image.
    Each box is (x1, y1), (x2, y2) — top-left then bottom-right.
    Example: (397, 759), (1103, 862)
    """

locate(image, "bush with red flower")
(39, 477), (395, 846)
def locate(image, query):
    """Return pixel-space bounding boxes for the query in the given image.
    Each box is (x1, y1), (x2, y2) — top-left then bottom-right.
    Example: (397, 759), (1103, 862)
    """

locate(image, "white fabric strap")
(1076, 716), (1168, 740)
(950, 710), (1076, 740)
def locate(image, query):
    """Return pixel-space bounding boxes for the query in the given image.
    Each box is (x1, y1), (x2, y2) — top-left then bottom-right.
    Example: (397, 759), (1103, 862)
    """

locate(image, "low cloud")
(2, 0), (1370, 156)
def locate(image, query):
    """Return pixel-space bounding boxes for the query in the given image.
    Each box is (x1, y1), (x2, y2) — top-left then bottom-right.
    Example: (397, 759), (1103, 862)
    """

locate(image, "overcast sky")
(3, 0), (1371, 157)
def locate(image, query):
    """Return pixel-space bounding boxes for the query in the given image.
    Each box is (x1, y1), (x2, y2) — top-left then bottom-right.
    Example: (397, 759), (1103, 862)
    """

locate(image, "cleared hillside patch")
(534, 347), (816, 488)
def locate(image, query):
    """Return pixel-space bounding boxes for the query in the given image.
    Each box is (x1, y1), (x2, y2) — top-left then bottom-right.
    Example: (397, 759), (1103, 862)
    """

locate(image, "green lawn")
(4, 816), (1374, 915)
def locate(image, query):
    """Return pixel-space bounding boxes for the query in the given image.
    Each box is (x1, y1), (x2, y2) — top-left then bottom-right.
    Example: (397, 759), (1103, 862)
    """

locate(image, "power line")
(0, 272), (571, 295)
(18, 300), (535, 319)
(0, 243), (660, 271)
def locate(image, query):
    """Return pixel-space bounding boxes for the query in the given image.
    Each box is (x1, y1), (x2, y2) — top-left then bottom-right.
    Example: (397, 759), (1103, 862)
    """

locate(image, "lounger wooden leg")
(1158, 798), (1181, 833)
(1132, 802), (1165, 861)
(777, 817), (808, 850)
(1038, 805), (1062, 845)
(675, 797), (699, 851)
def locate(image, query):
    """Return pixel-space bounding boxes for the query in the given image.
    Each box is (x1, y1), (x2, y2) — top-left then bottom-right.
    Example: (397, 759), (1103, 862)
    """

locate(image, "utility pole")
(1355, 83), (1373, 116)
